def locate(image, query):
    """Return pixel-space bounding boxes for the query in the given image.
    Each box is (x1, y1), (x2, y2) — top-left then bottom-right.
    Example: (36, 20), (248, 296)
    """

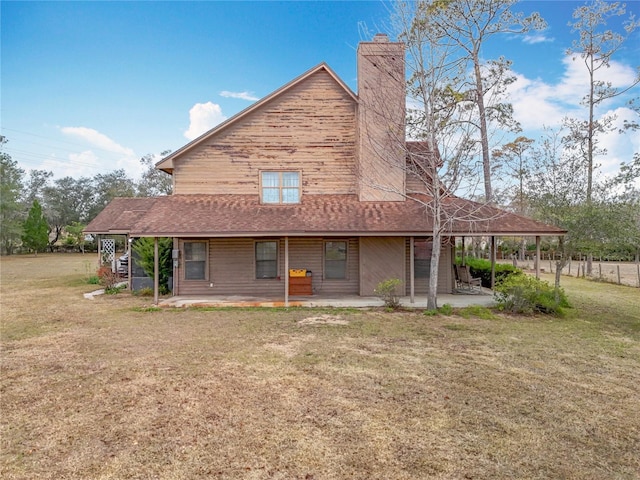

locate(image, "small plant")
(423, 309), (438, 316)
(439, 303), (454, 315)
(374, 278), (402, 310)
(97, 267), (120, 292)
(494, 274), (570, 316)
(133, 287), (154, 297)
(458, 305), (496, 320)
(86, 275), (100, 285)
(105, 284), (125, 295)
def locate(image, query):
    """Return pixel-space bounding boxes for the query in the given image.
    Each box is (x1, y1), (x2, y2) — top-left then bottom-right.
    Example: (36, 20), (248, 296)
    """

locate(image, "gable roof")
(87, 194), (564, 238)
(156, 63), (357, 173)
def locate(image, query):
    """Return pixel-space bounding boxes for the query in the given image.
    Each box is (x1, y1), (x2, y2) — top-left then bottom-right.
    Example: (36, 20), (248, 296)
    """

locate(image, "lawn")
(1, 254), (639, 479)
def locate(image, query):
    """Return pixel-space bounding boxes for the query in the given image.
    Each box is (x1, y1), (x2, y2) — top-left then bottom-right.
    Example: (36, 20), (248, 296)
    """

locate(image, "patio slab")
(159, 289), (494, 309)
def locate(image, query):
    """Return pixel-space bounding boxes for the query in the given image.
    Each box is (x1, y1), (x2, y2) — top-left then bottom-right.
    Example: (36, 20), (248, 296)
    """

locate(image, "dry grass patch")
(1, 254), (639, 479)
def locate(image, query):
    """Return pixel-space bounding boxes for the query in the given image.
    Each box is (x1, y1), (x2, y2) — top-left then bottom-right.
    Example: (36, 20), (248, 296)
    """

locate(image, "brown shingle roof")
(104, 194), (565, 237)
(84, 197), (158, 234)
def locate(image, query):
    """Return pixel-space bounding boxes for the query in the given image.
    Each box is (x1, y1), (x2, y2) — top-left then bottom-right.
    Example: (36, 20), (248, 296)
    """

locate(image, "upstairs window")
(261, 171), (300, 204)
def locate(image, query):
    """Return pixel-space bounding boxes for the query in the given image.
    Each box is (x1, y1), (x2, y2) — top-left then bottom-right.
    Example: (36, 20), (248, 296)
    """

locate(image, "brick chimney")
(357, 34), (406, 201)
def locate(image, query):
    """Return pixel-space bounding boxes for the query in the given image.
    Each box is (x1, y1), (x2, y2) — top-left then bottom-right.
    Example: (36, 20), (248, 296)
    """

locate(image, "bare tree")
(492, 136), (534, 260)
(417, 0), (546, 203)
(565, 0), (639, 203)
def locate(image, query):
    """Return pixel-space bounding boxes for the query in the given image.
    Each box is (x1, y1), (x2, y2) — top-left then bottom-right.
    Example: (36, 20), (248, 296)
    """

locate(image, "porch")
(159, 290), (494, 309)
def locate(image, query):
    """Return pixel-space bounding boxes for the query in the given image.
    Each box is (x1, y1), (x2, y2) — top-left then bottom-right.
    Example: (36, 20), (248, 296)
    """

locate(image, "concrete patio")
(159, 289), (495, 308)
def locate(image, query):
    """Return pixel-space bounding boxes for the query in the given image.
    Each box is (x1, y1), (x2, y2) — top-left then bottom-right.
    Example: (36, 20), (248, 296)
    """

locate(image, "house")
(85, 34), (564, 304)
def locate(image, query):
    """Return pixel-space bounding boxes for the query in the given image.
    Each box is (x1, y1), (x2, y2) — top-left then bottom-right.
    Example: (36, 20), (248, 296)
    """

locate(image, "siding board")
(173, 71), (357, 197)
(176, 236), (359, 296)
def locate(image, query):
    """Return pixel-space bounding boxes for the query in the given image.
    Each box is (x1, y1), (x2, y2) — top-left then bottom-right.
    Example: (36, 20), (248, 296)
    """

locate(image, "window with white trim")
(324, 241), (347, 279)
(184, 241), (207, 280)
(261, 171), (300, 204)
(256, 240), (278, 279)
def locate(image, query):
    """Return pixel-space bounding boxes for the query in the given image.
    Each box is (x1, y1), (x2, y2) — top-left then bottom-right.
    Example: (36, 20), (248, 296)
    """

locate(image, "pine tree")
(22, 200), (49, 255)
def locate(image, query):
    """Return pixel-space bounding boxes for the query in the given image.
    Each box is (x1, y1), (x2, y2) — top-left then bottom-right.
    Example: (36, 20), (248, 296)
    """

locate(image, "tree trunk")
(473, 52), (492, 203)
(427, 232), (441, 311)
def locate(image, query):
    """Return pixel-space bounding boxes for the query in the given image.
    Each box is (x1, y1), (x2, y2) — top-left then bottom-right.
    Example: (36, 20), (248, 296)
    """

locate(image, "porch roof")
(85, 194), (566, 237)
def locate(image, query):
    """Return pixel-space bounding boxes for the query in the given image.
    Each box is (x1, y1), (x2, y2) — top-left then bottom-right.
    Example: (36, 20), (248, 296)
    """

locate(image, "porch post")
(97, 235), (102, 268)
(461, 236), (466, 266)
(153, 236), (159, 305)
(127, 236), (132, 291)
(284, 236), (289, 307)
(535, 235), (541, 279)
(409, 236), (415, 304)
(490, 236), (496, 289)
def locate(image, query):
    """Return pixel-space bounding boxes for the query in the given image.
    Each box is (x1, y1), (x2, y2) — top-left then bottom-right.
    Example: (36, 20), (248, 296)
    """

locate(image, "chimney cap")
(373, 33), (389, 43)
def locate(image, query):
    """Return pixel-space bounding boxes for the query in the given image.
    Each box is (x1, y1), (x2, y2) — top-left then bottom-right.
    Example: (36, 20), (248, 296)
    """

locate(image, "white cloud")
(60, 126), (135, 157)
(58, 126), (142, 178)
(220, 90), (259, 101)
(184, 102), (227, 140)
(596, 107), (640, 176)
(522, 33), (553, 45)
(502, 54), (639, 189)
(507, 56), (640, 131)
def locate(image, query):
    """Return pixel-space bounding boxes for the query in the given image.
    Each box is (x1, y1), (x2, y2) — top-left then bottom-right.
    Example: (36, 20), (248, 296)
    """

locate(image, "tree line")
(0, 137), (172, 255)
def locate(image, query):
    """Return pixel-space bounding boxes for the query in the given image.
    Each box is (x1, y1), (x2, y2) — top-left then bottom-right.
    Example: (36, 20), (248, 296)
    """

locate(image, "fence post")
(617, 265), (621, 285)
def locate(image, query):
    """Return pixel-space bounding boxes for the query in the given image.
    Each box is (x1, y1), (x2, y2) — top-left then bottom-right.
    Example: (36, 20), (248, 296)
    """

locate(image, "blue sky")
(2, 0), (639, 183)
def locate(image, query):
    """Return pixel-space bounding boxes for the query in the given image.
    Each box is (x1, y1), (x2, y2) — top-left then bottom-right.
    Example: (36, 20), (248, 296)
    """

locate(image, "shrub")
(97, 267), (120, 292)
(494, 274), (570, 315)
(374, 278), (402, 310)
(439, 303), (454, 315)
(459, 257), (521, 288)
(132, 237), (173, 294)
(133, 287), (154, 297)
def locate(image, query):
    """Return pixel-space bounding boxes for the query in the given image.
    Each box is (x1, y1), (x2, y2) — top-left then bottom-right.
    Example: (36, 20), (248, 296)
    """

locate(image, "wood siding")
(176, 237), (359, 296)
(359, 237), (405, 296)
(404, 238), (453, 294)
(172, 70), (357, 196)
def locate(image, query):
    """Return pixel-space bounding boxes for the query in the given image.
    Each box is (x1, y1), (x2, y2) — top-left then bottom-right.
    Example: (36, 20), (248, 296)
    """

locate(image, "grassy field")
(1, 254), (639, 479)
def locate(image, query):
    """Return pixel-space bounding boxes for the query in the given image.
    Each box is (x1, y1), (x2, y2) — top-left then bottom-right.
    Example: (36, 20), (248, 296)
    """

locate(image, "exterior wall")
(357, 36), (406, 201)
(358, 237), (405, 296)
(172, 70), (357, 196)
(175, 236), (359, 296)
(405, 238), (453, 294)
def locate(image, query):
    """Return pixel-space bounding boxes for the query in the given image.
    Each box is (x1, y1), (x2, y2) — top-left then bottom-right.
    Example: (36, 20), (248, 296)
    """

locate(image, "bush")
(132, 238), (173, 294)
(439, 303), (454, 315)
(494, 274), (570, 316)
(97, 267), (121, 292)
(374, 278), (402, 310)
(459, 257), (521, 287)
